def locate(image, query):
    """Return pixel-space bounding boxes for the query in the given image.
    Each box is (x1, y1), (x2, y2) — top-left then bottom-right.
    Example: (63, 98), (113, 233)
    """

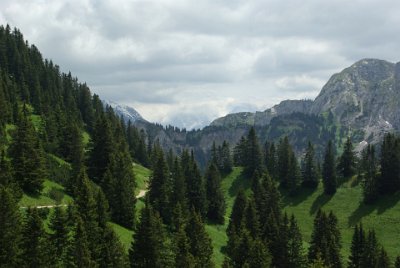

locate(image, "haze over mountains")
(121, 58), (400, 166)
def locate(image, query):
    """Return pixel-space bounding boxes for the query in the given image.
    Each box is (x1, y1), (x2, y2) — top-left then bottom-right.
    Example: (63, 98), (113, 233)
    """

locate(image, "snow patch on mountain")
(103, 100), (146, 123)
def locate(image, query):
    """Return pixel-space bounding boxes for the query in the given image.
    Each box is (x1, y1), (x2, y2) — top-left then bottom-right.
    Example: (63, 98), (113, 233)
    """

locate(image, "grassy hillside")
(206, 168), (400, 266)
(283, 179), (400, 261)
(19, 179), (73, 207)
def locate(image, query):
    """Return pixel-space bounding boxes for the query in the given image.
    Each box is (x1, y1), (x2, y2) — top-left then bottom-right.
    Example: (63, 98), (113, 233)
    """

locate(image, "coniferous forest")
(2, 25), (400, 268)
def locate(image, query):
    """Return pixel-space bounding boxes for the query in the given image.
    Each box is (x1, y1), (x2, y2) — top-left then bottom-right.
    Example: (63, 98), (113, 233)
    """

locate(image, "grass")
(19, 179), (73, 207)
(109, 222), (134, 251)
(133, 162), (151, 195)
(283, 178), (400, 262)
(82, 131), (91, 147)
(206, 167), (250, 267)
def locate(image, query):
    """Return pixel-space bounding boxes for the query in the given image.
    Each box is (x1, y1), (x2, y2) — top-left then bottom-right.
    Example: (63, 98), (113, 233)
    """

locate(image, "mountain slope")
(104, 100), (146, 123)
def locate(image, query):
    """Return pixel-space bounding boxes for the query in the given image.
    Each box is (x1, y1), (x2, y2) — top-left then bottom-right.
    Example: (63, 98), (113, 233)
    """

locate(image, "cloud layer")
(1, 0), (399, 128)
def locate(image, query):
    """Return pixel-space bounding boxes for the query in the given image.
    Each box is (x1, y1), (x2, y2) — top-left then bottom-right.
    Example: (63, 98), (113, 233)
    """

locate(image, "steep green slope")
(19, 179), (73, 207)
(283, 181), (400, 261)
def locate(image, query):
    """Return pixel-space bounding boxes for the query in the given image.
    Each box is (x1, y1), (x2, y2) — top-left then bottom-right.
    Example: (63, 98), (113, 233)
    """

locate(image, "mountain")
(103, 100), (147, 123)
(311, 59), (400, 144)
(133, 59), (400, 166)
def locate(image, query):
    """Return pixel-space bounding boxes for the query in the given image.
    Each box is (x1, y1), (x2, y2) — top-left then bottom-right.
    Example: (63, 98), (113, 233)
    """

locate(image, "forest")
(1, 25), (400, 268)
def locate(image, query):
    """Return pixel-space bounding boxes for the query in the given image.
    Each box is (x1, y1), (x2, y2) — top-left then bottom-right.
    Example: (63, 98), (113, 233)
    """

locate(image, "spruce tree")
(361, 145), (379, 204)
(348, 223), (365, 268)
(186, 209), (214, 268)
(99, 226), (129, 268)
(129, 203), (173, 268)
(302, 141), (320, 188)
(174, 225), (195, 268)
(360, 230), (379, 268)
(0, 186), (22, 267)
(9, 106), (46, 195)
(0, 150), (22, 198)
(66, 217), (96, 268)
(48, 206), (69, 266)
(185, 154), (207, 218)
(287, 214), (306, 268)
(376, 247), (390, 268)
(308, 210), (342, 268)
(380, 133), (400, 194)
(205, 163), (226, 224)
(245, 127), (264, 175)
(21, 208), (48, 268)
(148, 150), (172, 224)
(265, 141), (277, 179)
(338, 137), (356, 178)
(322, 140), (337, 195)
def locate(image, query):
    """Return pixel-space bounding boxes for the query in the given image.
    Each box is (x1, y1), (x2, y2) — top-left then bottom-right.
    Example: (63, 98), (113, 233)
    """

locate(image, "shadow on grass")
(309, 192), (333, 215)
(282, 186), (318, 207)
(348, 192), (400, 226)
(228, 171), (251, 198)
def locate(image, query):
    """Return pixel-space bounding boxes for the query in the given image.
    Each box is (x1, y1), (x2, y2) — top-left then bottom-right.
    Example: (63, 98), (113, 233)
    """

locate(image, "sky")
(1, 0), (400, 129)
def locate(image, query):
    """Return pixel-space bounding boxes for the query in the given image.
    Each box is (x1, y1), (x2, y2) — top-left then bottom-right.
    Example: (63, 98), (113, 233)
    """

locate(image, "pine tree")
(338, 137), (356, 178)
(129, 203), (173, 268)
(245, 127), (264, 175)
(148, 150), (172, 224)
(361, 145), (379, 204)
(174, 224), (195, 268)
(244, 198), (261, 239)
(322, 140), (337, 195)
(348, 223), (365, 268)
(302, 141), (320, 188)
(170, 157), (188, 213)
(186, 209), (214, 268)
(205, 163), (226, 224)
(265, 141), (277, 179)
(360, 230), (379, 268)
(227, 189), (247, 236)
(380, 133), (400, 194)
(308, 210), (342, 268)
(287, 149), (302, 195)
(21, 208), (48, 268)
(233, 136), (247, 166)
(376, 247), (390, 268)
(185, 153), (207, 218)
(66, 217), (96, 268)
(9, 106), (46, 195)
(48, 206), (69, 266)
(0, 186), (22, 267)
(245, 238), (272, 268)
(278, 136), (291, 187)
(287, 214), (306, 268)
(220, 141), (233, 173)
(0, 150), (22, 198)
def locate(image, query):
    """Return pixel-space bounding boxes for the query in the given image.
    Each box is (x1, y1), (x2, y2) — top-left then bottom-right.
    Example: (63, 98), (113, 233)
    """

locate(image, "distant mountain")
(134, 59), (400, 166)
(103, 100), (146, 123)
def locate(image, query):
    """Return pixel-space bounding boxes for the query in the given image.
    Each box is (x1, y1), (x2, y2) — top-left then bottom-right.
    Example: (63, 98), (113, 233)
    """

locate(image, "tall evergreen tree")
(9, 106), (46, 195)
(265, 141), (277, 179)
(205, 163), (226, 224)
(21, 208), (48, 268)
(174, 224), (195, 268)
(287, 214), (307, 268)
(380, 133), (400, 194)
(361, 145), (379, 204)
(308, 210), (342, 268)
(338, 137), (356, 178)
(0, 150), (22, 198)
(302, 141), (320, 188)
(186, 209), (214, 268)
(245, 127), (264, 175)
(48, 206), (69, 266)
(348, 223), (365, 268)
(129, 203), (173, 268)
(66, 217), (96, 268)
(322, 140), (337, 195)
(0, 186), (22, 267)
(185, 153), (207, 218)
(148, 150), (172, 224)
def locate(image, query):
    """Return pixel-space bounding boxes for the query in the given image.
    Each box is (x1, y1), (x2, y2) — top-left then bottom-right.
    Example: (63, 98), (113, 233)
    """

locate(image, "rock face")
(311, 59), (400, 143)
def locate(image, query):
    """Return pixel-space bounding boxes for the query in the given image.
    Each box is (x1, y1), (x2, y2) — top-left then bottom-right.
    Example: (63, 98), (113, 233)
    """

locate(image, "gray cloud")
(1, 0), (399, 129)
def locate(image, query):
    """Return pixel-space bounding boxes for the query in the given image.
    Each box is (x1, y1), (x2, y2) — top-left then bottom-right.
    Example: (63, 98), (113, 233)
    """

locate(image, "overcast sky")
(1, 0), (399, 129)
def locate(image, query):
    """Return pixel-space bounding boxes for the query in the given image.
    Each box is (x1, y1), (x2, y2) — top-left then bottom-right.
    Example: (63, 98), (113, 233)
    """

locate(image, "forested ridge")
(1, 25), (400, 268)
